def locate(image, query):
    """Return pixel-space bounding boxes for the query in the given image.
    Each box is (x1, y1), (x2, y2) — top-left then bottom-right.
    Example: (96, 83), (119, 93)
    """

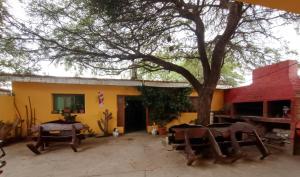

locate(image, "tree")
(0, 0), (40, 74)
(138, 54), (244, 86)
(2, 0), (299, 125)
(0, 37), (41, 74)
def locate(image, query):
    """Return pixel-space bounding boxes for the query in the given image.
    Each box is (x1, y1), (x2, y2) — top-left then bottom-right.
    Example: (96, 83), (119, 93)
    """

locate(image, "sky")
(6, 0), (300, 86)
(242, 25), (300, 85)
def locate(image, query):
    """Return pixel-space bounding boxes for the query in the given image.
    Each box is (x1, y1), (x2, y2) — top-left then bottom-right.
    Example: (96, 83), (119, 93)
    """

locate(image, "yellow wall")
(165, 89), (224, 129)
(189, 89), (224, 111)
(12, 82), (224, 135)
(13, 82), (140, 135)
(0, 95), (15, 123)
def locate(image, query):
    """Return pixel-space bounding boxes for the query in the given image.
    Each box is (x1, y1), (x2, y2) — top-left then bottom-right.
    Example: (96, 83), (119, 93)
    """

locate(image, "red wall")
(225, 60), (299, 103)
(224, 60), (300, 151)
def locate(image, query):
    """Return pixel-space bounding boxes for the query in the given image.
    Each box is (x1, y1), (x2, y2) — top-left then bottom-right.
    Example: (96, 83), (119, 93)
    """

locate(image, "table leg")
(253, 130), (270, 159)
(184, 130), (197, 166)
(26, 127), (43, 155)
(206, 129), (227, 163)
(70, 125), (78, 152)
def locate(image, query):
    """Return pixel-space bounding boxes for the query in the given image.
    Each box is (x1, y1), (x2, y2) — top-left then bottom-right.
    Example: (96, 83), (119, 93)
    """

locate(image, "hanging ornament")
(98, 91), (104, 107)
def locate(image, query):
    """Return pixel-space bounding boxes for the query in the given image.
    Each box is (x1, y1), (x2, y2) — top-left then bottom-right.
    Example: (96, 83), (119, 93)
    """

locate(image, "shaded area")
(234, 102), (263, 116)
(125, 97), (146, 133)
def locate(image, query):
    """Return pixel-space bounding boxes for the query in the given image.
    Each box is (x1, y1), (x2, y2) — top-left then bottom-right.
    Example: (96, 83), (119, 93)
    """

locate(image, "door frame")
(117, 95), (149, 133)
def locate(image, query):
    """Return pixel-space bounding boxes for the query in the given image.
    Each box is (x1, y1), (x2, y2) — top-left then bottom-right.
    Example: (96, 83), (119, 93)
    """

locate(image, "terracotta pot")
(158, 127), (167, 135)
(63, 108), (71, 113)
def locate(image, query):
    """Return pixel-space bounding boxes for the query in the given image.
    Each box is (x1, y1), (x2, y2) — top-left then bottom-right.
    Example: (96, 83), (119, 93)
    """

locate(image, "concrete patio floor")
(2, 132), (300, 177)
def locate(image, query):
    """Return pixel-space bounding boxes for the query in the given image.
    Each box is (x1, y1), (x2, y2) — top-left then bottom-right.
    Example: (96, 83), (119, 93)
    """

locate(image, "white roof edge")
(0, 74), (226, 89)
(0, 75), (190, 88)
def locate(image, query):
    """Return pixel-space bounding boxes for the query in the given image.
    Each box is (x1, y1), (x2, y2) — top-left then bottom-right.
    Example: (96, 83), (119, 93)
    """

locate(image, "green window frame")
(52, 94), (85, 114)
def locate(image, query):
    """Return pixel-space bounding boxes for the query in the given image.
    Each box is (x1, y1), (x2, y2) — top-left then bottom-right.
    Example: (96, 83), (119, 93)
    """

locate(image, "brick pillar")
(263, 101), (268, 118)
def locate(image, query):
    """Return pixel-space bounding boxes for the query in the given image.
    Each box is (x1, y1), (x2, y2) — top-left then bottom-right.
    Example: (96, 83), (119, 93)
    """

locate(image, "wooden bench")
(27, 121), (87, 154)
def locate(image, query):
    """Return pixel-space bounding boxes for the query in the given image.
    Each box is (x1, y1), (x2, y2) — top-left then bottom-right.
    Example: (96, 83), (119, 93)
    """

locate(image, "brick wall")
(225, 60), (299, 103)
(224, 60), (300, 153)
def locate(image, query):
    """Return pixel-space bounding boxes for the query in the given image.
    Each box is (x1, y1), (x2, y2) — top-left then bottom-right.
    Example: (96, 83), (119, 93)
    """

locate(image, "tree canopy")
(0, 0), (40, 74)
(138, 54), (244, 86)
(1, 0), (299, 124)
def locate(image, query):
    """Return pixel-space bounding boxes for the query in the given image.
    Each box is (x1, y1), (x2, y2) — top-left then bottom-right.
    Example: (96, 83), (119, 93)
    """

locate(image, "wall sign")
(98, 91), (104, 107)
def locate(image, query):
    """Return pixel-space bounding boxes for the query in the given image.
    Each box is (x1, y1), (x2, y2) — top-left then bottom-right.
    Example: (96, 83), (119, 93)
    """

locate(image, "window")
(52, 94), (85, 114)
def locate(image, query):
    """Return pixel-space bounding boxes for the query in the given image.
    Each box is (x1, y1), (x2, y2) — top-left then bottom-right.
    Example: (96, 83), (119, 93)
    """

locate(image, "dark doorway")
(125, 96), (146, 132)
(234, 102), (263, 116)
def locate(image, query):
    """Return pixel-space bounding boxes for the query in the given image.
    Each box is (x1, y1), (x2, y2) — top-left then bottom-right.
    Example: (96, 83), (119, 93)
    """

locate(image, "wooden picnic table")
(27, 120), (88, 155)
(168, 122), (269, 165)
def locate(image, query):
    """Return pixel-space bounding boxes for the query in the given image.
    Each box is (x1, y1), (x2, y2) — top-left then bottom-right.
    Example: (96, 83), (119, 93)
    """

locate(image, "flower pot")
(158, 127), (167, 135)
(63, 108), (71, 113)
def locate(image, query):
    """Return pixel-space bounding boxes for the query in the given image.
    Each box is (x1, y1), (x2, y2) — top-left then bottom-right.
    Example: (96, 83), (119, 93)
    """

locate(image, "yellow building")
(0, 74), (224, 136)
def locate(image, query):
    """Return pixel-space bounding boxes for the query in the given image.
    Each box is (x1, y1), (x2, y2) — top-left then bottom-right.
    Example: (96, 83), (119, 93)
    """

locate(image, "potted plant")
(151, 113), (179, 135)
(78, 105), (85, 113)
(62, 107), (77, 122)
(71, 105), (78, 113)
(63, 107), (71, 113)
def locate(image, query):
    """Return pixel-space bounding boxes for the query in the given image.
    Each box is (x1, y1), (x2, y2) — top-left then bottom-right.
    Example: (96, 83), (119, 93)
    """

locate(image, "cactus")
(97, 109), (112, 136)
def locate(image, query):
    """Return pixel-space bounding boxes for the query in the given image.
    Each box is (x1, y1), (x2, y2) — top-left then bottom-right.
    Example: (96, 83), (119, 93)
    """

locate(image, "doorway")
(124, 96), (146, 133)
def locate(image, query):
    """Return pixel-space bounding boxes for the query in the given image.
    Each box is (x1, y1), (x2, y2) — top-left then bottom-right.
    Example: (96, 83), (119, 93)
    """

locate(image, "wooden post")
(28, 97), (33, 131)
(117, 96), (125, 127)
(25, 106), (29, 136)
(146, 107), (149, 127)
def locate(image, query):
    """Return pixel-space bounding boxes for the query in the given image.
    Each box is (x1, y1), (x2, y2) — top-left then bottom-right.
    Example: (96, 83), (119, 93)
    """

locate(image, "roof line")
(0, 73), (188, 83)
(0, 73), (191, 88)
(0, 73), (229, 89)
(0, 88), (11, 92)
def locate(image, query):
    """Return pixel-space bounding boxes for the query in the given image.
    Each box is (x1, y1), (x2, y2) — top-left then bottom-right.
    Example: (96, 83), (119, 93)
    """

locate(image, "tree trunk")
(195, 87), (214, 126)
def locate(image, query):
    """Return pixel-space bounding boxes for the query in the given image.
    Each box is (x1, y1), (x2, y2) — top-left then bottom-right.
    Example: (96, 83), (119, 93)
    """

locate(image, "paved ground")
(1, 132), (300, 177)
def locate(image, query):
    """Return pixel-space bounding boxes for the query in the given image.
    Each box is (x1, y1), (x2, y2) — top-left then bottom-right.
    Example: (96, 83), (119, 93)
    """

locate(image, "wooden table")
(168, 122), (269, 165)
(27, 121), (87, 155)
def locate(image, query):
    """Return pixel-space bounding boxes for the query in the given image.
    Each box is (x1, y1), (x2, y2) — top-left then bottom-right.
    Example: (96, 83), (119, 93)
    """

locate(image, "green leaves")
(0, 36), (40, 74)
(88, 0), (129, 19)
(138, 86), (192, 126)
(138, 52), (244, 86)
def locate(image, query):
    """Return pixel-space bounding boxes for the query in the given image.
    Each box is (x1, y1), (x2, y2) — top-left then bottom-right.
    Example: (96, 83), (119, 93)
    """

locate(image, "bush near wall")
(138, 86), (192, 126)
